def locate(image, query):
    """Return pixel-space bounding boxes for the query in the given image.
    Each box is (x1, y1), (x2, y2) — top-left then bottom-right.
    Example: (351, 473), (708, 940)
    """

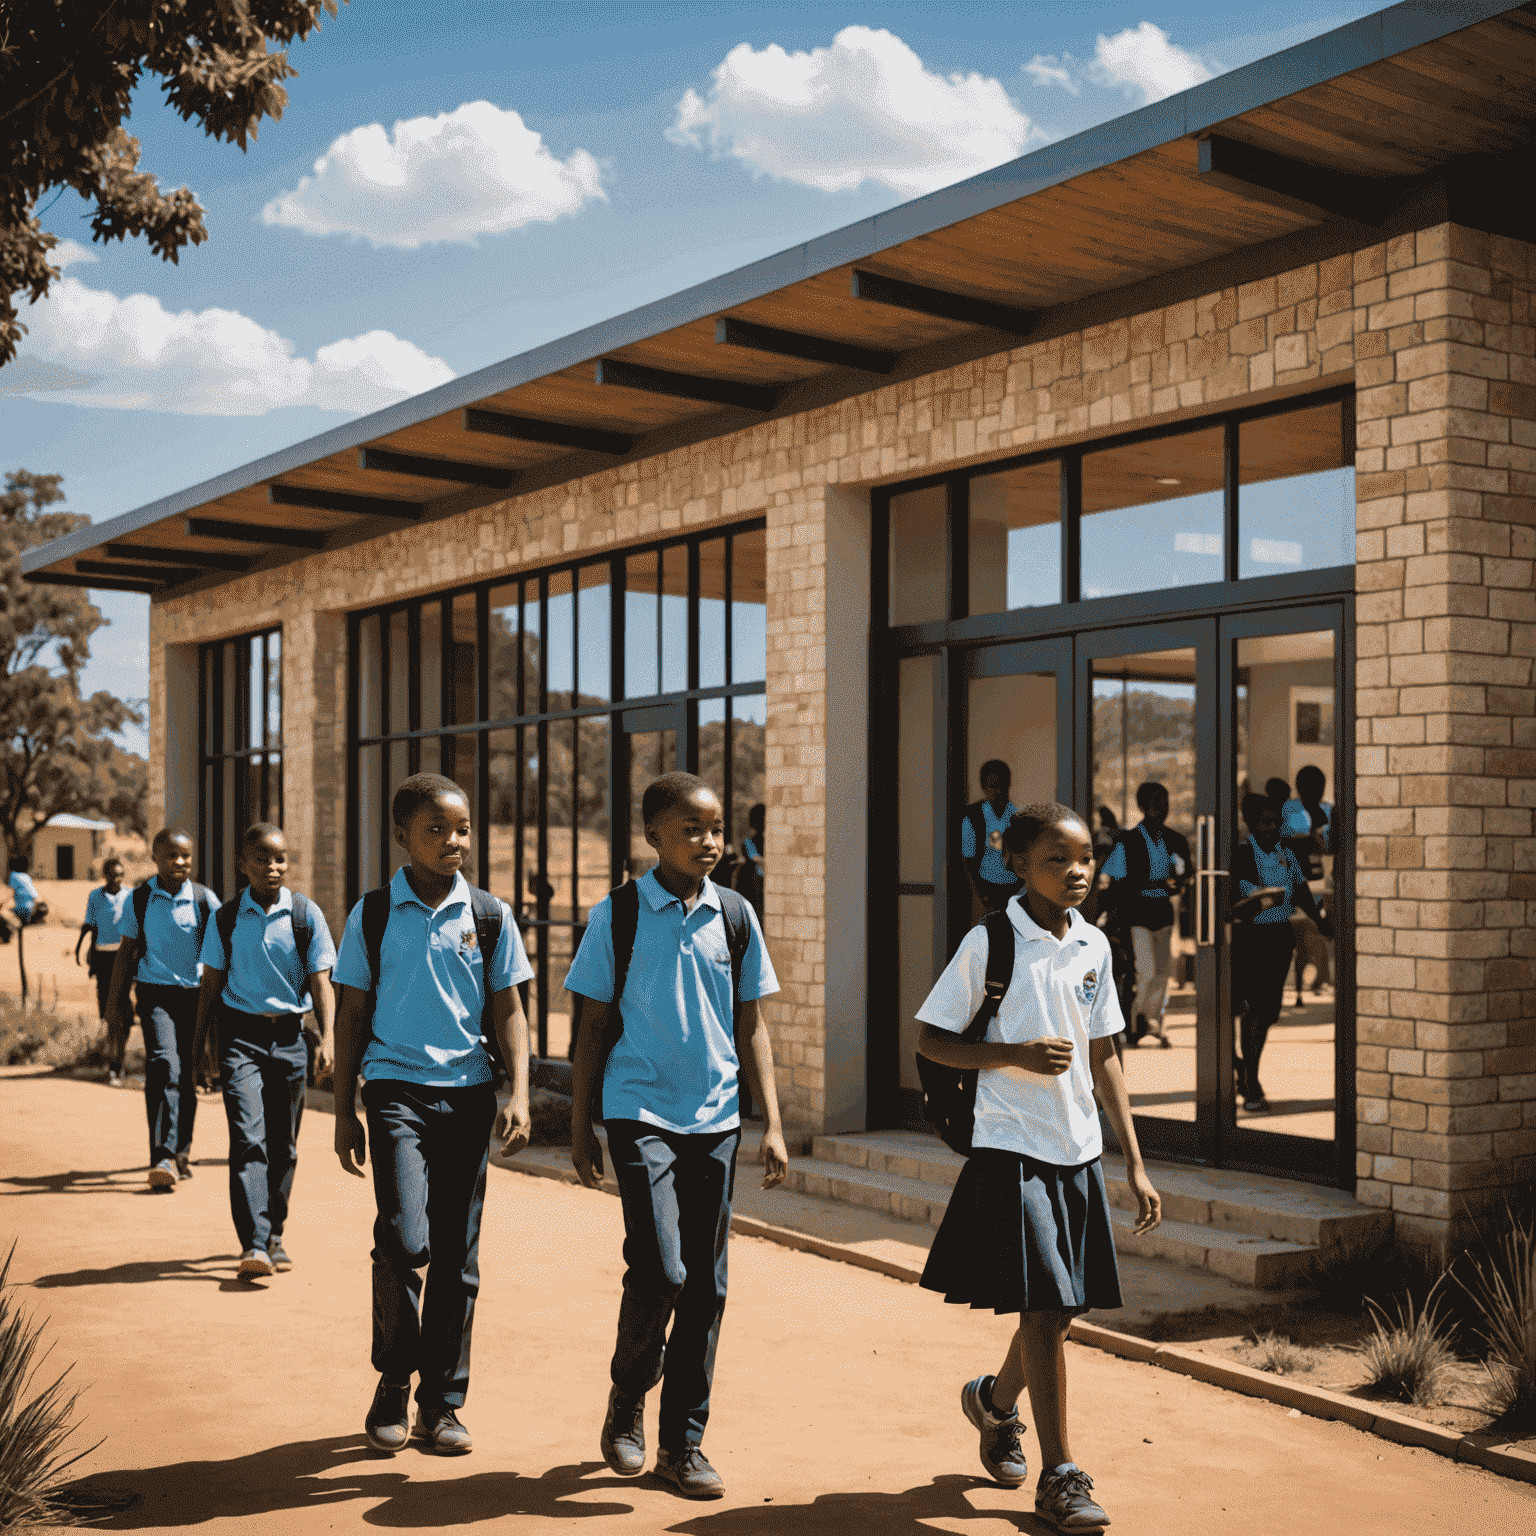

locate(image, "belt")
(222, 1004), (304, 1025)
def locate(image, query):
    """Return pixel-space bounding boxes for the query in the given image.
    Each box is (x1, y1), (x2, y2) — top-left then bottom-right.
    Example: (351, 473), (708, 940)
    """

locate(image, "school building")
(24, 1), (1536, 1253)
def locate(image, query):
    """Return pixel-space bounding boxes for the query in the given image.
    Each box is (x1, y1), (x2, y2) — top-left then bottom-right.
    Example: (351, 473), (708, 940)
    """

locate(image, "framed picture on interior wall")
(1288, 685), (1335, 793)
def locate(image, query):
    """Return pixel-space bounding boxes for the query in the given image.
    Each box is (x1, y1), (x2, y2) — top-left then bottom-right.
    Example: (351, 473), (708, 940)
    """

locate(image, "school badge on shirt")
(1076, 969), (1099, 1006)
(459, 925), (478, 957)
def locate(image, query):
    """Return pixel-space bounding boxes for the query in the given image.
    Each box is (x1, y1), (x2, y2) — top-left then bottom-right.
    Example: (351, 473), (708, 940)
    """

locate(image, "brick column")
(1353, 223), (1536, 1253)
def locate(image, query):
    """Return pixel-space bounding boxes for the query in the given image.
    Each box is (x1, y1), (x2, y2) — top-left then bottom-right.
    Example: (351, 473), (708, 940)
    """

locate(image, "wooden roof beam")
(358, 446), (517, 490)
(715, 316), (896, 374)
(186, 518), (328, 549)
(1197, 135), (1395, 224)
(105, 543), (253, 573)
(268, 484), (423, 519)
(76, 559), (195, 586)
(594, 358), (779, 413)
(462, 408), (633, 456)
(850, 269), (1037, 334)
(24, 571), (158, 594)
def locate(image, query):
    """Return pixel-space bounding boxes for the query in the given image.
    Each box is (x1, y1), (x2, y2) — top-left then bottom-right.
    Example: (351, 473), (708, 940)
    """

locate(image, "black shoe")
(266, 1238), (293, 1272)
(364, 1379), (411, 1454)
(960, 1375), (1029, 1487)
(600, 1387), (646, 1476)
(654, 1446), (725, 1499)
(1242, 1095), (1270, 1114)
(1133, 1013), (1148, 1041)
(414, 1403), (473, 1455)
(175, 1153), (193, 1181)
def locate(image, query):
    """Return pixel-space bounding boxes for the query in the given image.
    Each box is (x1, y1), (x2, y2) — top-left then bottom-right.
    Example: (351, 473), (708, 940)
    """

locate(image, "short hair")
(151, 826), (193, 855)
(641, 772), (716, 826)
(8, 855), (28, 872)
(241, 822), (285, 851)
(978, 759), (1011, 785)
(1295, 765), (1326, 800)
(1000, 802), (1089, 856)
(1135, 781), (1167, 812)
(1264, 777), (1291, 803)
(1096, 805), (1119, 828)
(102, 857), (125, 872)
(1242, 792), (1277, 829)
(392, 773), (470, 827)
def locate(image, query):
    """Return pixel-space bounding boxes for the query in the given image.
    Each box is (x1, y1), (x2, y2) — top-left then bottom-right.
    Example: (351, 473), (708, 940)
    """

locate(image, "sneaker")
(653, 1447), (725, 1500)
(414, 1403), (473, 1455)
(175, 1153), (193, 1181)
(600, 1387), (647, 1476)
(960, 1375), (1028, 1487)
(364, 1379), (411, 1454)
(266, 1238), (293, 1272)
(148, 1160), (178, 1191)
(1243, 1096), (1270, 1114)
(237, 1249), (275, 1279)
(1036, 1466), (1110, 1530)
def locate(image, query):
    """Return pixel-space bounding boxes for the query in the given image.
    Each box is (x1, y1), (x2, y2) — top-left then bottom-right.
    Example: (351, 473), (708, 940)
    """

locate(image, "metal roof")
(22, 0), (1536, 595)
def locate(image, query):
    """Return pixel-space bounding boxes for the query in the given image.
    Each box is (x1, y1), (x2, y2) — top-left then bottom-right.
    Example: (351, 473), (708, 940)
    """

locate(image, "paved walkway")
(3, 1071), (1530, 1535)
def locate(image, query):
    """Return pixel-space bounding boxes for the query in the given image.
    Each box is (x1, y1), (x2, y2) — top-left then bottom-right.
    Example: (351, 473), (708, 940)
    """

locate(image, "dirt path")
(2, 1072), (1530, 1535)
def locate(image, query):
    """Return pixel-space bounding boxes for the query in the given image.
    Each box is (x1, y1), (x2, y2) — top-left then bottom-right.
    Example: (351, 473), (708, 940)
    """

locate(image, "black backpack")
(130, 879), (216, 972)
(591, 879), (753, 1091)
(214, 890), (316, 992)
(359, 882), (507, 1080)
(916, 908), (1015, 1155)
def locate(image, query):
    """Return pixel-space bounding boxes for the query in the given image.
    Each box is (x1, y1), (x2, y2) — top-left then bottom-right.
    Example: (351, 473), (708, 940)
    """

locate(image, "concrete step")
(1108, 1207), (1320, 1290)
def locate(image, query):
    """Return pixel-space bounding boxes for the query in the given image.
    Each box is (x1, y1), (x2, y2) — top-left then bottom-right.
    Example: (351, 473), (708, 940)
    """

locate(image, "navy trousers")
(138, 984), (201, 1166)
(605, 1120), (739, 1451)
(364, 1080), (495, 1409)
(1234, 923), (1297, 1100)
(219, 1007), (307, 1253)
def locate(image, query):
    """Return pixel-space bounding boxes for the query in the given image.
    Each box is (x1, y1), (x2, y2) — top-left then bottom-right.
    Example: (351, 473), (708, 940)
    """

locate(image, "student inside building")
(77, 856), (132, 1079)
(566, 771), (787, 1501)
(107, 829), (220, 1190)
(192, 824), (336, 1281)
(330, 773), (534, 1457)
(961, 761), (1023, 915)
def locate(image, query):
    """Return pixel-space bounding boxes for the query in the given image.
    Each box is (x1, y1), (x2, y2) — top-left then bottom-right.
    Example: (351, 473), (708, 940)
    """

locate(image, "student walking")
(191, 824), (336, 1281)
(76, 857), (131, 1078)
(566, 771), (787, 1501)
(331, 773), (533, 1457)
(917, 803), (1160, 1532)
(961, 760), (1024, 915)
(1232, 793), (1332, 1113)
(107, 830), (220, 1190)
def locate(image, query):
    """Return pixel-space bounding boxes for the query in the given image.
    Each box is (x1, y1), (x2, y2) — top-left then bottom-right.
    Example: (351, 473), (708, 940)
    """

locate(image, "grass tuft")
(1461, 1209), (1536, 1428)
(1238, 1329), (1314, 1376)
(0, 1243), (95, 1530)
(1358, 1280), (1456, 1407)
(0, 1001), (106, 1072)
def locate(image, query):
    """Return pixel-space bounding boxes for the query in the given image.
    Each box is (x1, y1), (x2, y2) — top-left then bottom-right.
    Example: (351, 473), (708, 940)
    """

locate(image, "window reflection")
(1082, 426), (1225, 599)
(1239, 402), (1354, 577)
(625, 551), (659, 698)
(699, 539), (726, 689)
(731, 527), (767, 683)
(969, 461), (1061, 614)
(577, 563), (611, 701)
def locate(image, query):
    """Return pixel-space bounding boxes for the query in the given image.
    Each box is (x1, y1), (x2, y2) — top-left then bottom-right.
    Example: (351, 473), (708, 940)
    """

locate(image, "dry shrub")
(1358, 1282), (1455, 1407)
(0, 1002), (105, 1071)
(1462, 1210), (1536, 1427)
(1239, 1329), (1314, 1376)
(0, 1244), (94, 1530)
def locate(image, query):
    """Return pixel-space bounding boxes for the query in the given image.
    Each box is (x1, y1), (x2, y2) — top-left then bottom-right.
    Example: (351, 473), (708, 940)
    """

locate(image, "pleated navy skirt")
(921, 1149), (1123, 1316)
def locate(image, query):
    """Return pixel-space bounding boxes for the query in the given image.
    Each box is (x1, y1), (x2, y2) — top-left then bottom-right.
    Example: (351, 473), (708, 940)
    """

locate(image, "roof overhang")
(22, 0), (1536, 597)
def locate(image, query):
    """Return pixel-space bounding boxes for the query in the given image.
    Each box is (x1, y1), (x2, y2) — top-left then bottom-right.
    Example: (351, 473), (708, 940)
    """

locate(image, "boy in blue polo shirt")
(566, 771), (787, 1502)
(330, 773), (533, 1458)
(107, 829), (221, 1190)
(192, 823), (336, 1281)
(77, 857), (131, 1076)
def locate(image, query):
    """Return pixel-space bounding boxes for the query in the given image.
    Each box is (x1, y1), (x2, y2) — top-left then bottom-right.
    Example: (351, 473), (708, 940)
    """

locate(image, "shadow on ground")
(29, 1256), (251, 1289)
(2, 1168), (149, 1197)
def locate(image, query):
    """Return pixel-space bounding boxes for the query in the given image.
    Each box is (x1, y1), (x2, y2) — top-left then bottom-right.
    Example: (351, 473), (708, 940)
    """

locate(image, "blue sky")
(3, 1), (1383, 753)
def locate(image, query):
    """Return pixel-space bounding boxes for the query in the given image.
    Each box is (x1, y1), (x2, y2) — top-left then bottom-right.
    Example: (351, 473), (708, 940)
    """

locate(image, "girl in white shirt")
(917, 803), (1160, 1533)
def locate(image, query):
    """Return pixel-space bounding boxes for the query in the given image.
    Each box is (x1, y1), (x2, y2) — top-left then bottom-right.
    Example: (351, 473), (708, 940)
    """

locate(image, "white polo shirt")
(917, 898), (1124, 1166)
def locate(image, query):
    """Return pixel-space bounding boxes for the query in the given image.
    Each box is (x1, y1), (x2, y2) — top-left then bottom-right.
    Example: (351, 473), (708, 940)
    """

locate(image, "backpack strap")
(360, 886), (393, 1018)
(215, 896), (240, 971)
(965, 802), (988, 869)
(467, 885), (505, 1076)
(191, 884), (214, 949)
(715, 885), (752, 1037)
(131, 882), (152, 967)
(609, 879), (642, 1014)
(961, 909), (1016, 1043)
(289, 891), (314, 980)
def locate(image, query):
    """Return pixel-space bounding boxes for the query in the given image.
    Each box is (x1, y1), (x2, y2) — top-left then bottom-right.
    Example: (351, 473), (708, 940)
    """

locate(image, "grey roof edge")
(22, 0), (1524, 576)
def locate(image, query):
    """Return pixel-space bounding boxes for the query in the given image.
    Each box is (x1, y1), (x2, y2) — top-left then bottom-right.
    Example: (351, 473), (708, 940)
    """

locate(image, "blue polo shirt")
(564, 870), (778, 1135)
(333, 867), (532, 1088)
(1240, 838), (1308, 926)
(119, 877), (222, 988)
(1281, 797), (1332, 850)
(9, 871), (38, 918)
(960, 801), (1021, 887)
(199, 887), (338, 1017)
(84, 885), (133, 948)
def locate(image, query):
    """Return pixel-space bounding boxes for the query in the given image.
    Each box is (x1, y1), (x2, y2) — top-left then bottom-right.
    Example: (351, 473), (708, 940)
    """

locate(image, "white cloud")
(16, 275), (454, 416)
(667, 26), (1037, 197)
(1023, 23), (1216, 106)
(262, 101), (606, 248)
(50, 238), (99, 270)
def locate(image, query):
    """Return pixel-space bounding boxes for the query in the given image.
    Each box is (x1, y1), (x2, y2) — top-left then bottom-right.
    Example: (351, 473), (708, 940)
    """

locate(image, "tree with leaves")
(0, 1), (343, 367)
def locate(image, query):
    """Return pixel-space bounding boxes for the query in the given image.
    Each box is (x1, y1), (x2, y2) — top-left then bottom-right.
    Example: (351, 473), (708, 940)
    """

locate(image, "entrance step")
(793, 1130), (1390, 1291)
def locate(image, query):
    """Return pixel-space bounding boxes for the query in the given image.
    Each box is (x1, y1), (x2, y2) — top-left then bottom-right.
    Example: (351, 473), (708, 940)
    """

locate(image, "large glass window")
(969, 460), (1061, 613)
(348, 521), (768, 1058)
(199, 627), (283, 895)
(1239, 399), (1355, 577)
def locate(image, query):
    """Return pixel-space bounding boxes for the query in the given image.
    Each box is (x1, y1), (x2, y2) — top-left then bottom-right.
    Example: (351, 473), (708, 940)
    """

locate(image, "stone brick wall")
(1352, 225), (1536, 1251)
(153, 226), (1527, 1174)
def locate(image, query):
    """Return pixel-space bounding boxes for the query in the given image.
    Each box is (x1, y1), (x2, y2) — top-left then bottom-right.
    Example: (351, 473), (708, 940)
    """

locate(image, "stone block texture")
(149, 223), (1532, 1221)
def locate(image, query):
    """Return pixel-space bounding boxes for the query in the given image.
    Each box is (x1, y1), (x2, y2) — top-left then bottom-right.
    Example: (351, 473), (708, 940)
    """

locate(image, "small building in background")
(30, 815), (118, 881)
